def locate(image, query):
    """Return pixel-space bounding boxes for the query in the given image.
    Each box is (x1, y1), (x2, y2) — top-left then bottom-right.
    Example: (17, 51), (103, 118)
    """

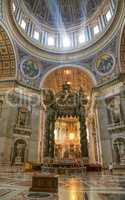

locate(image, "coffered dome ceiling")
(5, 0), (123, 61)
(23, 0), (103, 28)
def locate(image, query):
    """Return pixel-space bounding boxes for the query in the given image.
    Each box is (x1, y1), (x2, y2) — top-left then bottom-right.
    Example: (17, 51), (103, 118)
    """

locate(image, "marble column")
(95, 97), (113, 166)
(49, 119), (55, 158)
(79, 113), (88, 160)
(40, 110), (45, 162)
(43, 112), (51, 158)
(87, 116), (98, 163)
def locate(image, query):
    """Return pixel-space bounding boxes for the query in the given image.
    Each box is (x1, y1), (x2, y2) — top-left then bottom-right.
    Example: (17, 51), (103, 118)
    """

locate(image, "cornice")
(93, 73), (125, 92)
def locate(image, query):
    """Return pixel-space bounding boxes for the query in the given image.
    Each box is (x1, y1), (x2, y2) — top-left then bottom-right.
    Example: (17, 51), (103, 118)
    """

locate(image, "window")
(106, 10), (112, 22)
(62, 35), (71, 48)
(64, 69), (71, 75)
(20, 19), (26, 30)
(48, 36), (55, 46)
(33, 30), (40, 40)
(93, 25), (99, 35)
(12, 2), (16, 12)
(78, 31), (86, 44)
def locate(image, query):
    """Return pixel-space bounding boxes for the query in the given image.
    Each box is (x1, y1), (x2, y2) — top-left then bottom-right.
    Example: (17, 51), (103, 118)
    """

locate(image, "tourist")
(108, 162), (113, 175)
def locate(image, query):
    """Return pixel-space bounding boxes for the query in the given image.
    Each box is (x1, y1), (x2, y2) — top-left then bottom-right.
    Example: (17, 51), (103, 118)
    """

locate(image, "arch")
(41, 64), (97, 90)
(0, 25), (16, 79)
(120, 24), (125, 72)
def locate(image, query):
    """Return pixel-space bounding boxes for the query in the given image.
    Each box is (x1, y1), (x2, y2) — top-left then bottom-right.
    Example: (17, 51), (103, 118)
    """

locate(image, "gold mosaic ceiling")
(0, 26), (16, 79)
(43, 67), (93, 95)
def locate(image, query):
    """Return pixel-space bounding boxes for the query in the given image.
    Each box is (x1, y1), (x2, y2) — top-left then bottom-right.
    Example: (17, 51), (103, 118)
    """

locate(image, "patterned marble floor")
(0, 169), (125, 200)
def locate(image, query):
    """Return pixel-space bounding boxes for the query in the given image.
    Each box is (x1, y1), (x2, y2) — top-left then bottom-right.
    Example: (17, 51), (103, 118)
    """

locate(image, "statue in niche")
(16, 144), (25, 158)
(11, 140), (26, 165)
(113, 144), (120, 164)
(113, 138), (125, 164)
(16, 106), (31, 128)
(106, 96), (121, 124)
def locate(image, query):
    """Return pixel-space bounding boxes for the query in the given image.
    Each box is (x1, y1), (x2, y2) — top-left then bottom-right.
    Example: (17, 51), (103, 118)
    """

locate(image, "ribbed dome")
(23, 0), (103, 27)
(10, 0), (118, 56)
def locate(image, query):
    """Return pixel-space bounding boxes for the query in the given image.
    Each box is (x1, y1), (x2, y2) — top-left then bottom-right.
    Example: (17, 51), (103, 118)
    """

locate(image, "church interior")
(0, 0), (125, 199)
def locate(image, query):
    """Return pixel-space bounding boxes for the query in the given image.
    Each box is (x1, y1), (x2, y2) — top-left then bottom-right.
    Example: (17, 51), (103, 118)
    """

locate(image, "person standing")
(108, 162), (113, 175)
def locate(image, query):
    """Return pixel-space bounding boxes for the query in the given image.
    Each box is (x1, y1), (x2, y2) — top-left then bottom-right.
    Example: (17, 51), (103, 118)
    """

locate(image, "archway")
(41, 66), (96, 163)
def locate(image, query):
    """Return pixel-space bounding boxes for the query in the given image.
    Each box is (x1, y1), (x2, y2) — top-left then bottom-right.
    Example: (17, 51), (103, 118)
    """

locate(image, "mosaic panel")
(0, 26), (16, 79)
(20, 58), (40, 79)
(95, 53), (115, 76)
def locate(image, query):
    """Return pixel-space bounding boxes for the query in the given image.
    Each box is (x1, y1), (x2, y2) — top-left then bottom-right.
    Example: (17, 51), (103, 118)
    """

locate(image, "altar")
(42, 83), (89, 161)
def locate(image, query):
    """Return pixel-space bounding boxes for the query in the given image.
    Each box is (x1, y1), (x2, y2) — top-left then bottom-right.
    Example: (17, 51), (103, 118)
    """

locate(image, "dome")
(23, 0), (103, 28)
(8, 0), (120, 58)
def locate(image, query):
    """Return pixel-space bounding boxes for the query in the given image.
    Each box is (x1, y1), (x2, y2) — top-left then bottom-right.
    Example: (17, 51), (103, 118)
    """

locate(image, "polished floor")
(0, 168), (125, 200)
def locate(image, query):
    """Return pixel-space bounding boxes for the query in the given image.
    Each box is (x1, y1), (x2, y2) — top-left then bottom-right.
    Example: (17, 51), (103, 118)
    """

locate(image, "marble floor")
(0, 168), (125, 200)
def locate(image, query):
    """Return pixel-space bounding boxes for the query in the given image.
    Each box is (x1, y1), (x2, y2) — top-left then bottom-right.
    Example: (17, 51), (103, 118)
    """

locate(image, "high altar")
(42, 82), (88, 164)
